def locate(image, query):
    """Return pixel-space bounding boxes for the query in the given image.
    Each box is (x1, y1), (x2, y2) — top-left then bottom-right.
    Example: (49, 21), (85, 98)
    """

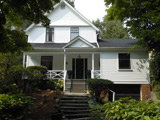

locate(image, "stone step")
(71, 117), (91, 120)
(65, 113), (91, 118)
(60, 103), (89, 107)
(62, 109), (91, 114)
(60, 100), (88, 103)
(61, 106), (90, 110)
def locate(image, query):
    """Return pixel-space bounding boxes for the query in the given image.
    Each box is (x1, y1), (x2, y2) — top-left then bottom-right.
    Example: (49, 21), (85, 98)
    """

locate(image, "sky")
(74, 0), (107, 21)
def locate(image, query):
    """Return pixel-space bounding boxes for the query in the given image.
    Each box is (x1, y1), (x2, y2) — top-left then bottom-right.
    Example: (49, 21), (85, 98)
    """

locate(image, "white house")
(24, 0), (151, 101)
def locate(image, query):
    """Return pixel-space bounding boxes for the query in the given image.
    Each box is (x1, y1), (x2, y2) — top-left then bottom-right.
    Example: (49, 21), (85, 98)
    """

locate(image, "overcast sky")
(74, 0), (107, 21)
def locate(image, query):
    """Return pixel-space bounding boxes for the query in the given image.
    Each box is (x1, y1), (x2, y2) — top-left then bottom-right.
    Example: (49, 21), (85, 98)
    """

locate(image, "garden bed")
(26, 90), (63, 120)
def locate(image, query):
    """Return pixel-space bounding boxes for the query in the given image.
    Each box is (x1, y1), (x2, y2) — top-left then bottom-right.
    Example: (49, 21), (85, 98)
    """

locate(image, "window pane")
(119, 53), (130, 69)
(71, 27), (79, 40)
(46, 28), (54, 42)
(41, 56), (53, 70)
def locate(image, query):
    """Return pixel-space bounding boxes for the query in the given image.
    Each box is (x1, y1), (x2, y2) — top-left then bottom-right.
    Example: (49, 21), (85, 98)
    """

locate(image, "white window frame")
(70, 27), (79, 40)
(46, 28), (54, 42)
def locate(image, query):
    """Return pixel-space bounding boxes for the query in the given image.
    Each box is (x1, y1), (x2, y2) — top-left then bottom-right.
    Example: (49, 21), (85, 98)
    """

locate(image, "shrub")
(25, 65), (48, 92)
(87, 79), (113, 102)
(26, 65), (48, 74)
(0, 93), (33, 120)
(50, 78), (64, 91)
(0, 65), (24, 93)
(103, 97), (160, 120)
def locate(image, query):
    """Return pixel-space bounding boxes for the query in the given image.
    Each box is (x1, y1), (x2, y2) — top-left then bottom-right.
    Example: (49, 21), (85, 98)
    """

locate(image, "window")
(118, 53), (131, 69)
(46, 28), (54, 42)
(41, 56), (53, 70)
(70, 27), (79, 40)
(61, 4), (65, 9)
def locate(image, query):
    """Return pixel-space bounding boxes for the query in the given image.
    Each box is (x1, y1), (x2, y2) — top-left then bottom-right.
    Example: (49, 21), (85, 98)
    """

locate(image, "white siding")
(79, 27), (97, 42)
(100, 52), (150, 84)
(28, 27), (46, 43)
(49, 4), (88, 26)
(26, 55), (41, 67)
(54, 27), (70, 43)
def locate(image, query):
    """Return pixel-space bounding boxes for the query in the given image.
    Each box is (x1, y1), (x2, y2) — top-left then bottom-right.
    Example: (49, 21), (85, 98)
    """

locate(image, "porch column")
(91, 53), (94, 78)
(23, 52), (26, 68)
(63, 51), (66, 91)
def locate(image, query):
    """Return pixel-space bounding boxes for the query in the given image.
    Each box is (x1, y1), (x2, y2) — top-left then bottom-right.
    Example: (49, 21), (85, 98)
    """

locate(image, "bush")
(0, 93), (33, 120)
(87, 79), (113, 102)
(26, 65), (48, 74)
(50, 78), (64, 91)
(103, 97), (160, 120)
(0, 65), (24, 93)
(25, 65), (48, 92)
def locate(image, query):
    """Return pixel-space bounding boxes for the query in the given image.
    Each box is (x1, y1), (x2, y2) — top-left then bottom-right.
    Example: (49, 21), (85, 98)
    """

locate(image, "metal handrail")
(109, 89), (116, 102)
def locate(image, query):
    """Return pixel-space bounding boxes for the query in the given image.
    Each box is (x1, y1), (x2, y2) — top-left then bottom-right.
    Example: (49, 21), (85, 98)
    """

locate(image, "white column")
(63, 50), (66, 91)
(23, 52), (26, 68)
(91, 53), (95, 78)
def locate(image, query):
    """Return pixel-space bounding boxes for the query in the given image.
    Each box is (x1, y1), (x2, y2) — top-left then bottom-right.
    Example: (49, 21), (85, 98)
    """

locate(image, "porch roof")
(98, 39), (139, 48)
(30, 43), (98, 49)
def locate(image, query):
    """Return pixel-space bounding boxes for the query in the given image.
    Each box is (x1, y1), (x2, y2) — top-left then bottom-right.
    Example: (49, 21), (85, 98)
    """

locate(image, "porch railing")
(92, 70), (101, 79)
(46, 70), (65, 80)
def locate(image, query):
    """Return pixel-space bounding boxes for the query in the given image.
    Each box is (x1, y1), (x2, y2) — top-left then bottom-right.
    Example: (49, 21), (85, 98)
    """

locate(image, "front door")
(72, 58), (87, 79)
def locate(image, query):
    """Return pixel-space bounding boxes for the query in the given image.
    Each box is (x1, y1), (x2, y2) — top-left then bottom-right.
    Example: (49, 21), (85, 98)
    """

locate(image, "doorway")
(72, 58), (87, 79)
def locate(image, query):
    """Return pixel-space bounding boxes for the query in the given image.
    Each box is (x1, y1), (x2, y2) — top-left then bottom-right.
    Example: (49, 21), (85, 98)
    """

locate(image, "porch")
(23, 52), (101, 92)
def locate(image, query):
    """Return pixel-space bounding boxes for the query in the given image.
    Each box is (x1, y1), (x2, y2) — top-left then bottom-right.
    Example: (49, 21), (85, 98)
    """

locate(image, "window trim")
(118, 53), (132, 71)
(46, 28), (54, 42)
(70, 27), (79, 40)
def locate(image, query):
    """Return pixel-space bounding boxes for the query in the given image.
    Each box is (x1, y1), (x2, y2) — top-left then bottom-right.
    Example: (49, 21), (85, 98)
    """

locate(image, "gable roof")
(98, 38), (139, 48)
(63, 36), (97, 48)
(25, 0), (99, 32)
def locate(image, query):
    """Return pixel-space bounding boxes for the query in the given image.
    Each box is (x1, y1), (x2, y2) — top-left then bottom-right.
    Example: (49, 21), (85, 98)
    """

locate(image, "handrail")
(109, 89), (116, 102)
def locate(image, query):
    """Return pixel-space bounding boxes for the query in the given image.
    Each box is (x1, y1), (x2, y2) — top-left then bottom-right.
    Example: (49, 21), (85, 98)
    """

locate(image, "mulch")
(26, 90), (63, 120)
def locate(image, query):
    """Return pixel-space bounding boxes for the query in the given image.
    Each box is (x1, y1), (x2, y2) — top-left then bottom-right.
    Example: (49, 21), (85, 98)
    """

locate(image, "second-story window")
(70, 27), (79, 40)
(46, 28), (54, 42)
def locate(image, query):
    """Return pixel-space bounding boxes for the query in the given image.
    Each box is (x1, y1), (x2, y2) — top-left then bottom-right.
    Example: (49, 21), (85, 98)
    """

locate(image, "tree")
(104, 1), (160, 83)
(0, 0), (60, 53)
(92, 18), (129, 39)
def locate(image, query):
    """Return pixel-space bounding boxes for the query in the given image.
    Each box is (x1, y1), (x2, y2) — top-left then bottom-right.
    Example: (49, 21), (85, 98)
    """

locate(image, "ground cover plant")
(0, 93), (33, 120)
(103, 97), (160, 120)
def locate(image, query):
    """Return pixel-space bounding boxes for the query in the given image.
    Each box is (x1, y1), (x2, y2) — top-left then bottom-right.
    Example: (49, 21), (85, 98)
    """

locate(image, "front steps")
(60, 94), (91, 120)
(71, 80), (86, 93)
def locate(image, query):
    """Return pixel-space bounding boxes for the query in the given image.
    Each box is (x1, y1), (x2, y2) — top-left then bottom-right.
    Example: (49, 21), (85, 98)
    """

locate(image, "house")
(24, 0), (151, 101)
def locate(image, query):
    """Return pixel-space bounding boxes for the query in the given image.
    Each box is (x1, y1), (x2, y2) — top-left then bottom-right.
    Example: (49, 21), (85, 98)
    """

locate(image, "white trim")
(25, 0), (99, 33)
(63, 36), (96, 48)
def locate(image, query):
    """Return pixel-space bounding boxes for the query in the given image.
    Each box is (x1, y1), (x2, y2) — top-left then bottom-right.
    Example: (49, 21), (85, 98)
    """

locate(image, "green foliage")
(0, 53), (24, 93)
(0, 0), (60, 53)
(50, 78), (64, 91)
(26, 65), (48, 74)
(0, 93), (33, 120)
(92, 18), (130, 39)
(25, 65), (48, 91)
(87, 79), (113, 102)
(7, 65), (24, 83)
(88, 99), (105, 120)
(103, 97), (160, 120)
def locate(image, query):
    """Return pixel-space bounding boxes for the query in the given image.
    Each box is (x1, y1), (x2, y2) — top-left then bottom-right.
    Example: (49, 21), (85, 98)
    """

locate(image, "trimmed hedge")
(103, 97), (160, 120)
(87, 79), (113, 102)
(0, 93), (33, 120)
(26, 65), (48, 74)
